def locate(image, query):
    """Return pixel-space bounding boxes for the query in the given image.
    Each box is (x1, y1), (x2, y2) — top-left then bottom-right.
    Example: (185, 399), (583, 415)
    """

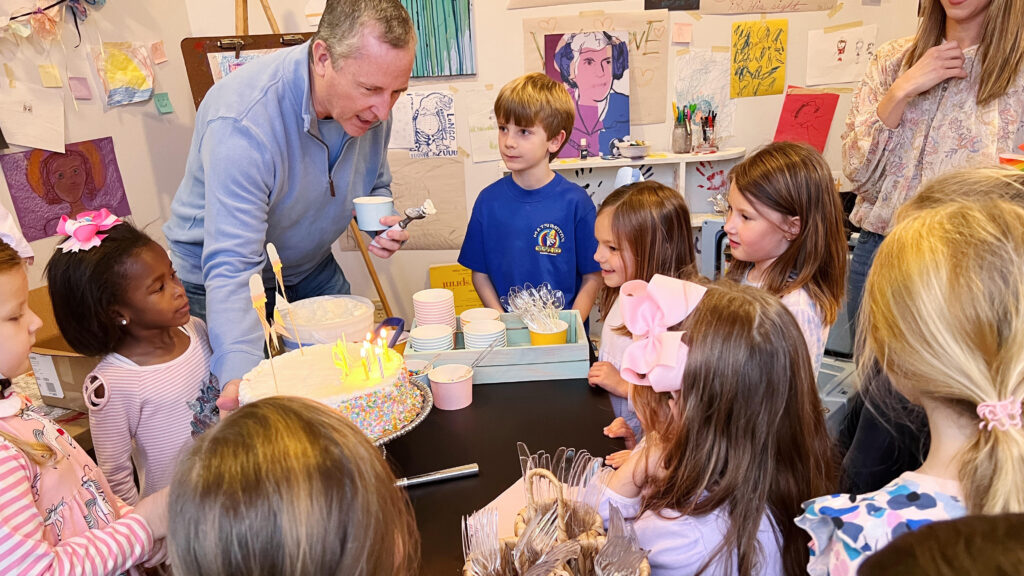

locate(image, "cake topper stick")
(266, 243), (304, 355)
(249, 274), (279, 393)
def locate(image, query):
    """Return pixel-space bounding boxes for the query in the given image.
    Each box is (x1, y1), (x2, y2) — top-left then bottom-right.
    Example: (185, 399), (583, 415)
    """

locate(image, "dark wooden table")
(386, 378), (623, 575)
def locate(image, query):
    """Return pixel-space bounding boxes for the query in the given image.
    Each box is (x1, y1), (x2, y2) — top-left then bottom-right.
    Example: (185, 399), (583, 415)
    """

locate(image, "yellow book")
(429, 264), (484, 315)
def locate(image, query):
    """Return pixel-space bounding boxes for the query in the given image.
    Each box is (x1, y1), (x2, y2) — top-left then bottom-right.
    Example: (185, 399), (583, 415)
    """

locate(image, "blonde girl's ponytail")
(862, 198), (1024, 515)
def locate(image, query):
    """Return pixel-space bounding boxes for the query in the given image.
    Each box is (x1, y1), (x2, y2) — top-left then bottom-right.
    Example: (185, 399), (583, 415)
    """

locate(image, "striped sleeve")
(0, 444), (154, 576)
(85, 373), (141, 506)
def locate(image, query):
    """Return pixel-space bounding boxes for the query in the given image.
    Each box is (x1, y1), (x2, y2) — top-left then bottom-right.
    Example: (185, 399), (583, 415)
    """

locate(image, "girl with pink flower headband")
(797, 199), (1024, 575)
(0, 237), (169, 575)
(600, 274), (835, 576)
(45, 211), (219, 521)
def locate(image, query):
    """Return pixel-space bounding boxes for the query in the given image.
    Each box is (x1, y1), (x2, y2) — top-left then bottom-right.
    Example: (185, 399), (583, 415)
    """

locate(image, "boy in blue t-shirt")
(459, 73), (602, 322)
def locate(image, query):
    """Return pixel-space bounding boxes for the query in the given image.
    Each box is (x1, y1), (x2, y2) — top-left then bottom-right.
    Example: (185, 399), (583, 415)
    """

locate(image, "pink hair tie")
(56, 209), (122, 253)
(977, 399), (1023, 432)
(618, 274), (706, 393)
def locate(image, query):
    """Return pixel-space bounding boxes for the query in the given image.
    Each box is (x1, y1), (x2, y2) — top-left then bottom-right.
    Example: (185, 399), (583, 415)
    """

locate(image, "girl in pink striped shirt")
(0, 238), (168, 575)
(46, 213), (219, 507)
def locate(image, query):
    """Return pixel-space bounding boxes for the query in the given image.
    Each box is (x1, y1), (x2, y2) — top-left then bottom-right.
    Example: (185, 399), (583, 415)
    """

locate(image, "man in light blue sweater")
(163, 0), (416, 409)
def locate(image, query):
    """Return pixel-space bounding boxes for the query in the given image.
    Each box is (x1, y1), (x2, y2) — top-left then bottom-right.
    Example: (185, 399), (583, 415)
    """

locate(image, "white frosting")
(288, 298), (372, 325)
(239, 342), (403, 407)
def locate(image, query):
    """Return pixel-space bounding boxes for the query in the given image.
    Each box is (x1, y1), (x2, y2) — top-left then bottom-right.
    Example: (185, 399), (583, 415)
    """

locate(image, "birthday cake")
(239, 341), (424, 442)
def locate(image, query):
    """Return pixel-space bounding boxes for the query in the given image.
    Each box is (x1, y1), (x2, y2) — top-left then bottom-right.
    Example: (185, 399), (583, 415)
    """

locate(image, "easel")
(178, 1), (394, 317)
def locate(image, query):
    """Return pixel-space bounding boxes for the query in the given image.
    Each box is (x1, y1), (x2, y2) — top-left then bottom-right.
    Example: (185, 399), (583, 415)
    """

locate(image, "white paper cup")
(353, 196), (394, 231)
(405, 359), (431, 387)
(429, 364), (473, 410)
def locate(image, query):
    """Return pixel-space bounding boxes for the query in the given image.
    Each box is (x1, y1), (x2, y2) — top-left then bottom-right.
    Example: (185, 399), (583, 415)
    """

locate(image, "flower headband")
(618, 274), (707, 393)
(56, 209), (122, 253)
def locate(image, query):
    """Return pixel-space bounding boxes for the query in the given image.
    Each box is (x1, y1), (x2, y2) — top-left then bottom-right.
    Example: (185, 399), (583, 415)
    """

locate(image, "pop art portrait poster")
(545, 31), (630, 159)
(0, 137), (131, 242)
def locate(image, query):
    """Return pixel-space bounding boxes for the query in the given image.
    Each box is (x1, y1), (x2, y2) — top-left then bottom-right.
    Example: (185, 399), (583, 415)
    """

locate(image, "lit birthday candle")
(360, 346), (370, 379)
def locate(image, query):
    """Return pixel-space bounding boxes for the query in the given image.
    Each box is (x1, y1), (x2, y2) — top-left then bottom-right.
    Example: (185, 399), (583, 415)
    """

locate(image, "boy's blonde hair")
(727, 142), (847, 325)
(861, 199), (1024, 514)
(0, 240), (54, 465)
(494, 72), (575, 161)
(169, 396), (420, 576)
(899, 166), (1024, 221)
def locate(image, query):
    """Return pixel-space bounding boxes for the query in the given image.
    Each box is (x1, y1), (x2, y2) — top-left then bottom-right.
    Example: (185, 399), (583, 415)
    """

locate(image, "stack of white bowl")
(459, 307), (501, 330)
(413, 289), (457, 331)
(409, 324), (455, 352)
(462, 319), (507, 350)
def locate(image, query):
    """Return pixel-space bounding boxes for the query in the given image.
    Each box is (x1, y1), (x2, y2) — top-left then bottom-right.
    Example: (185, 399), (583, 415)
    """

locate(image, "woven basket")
(513, 468), (604, 541)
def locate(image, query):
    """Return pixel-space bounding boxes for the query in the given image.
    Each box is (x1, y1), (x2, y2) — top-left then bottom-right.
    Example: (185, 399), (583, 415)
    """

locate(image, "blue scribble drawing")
(410, 92), (457, 159)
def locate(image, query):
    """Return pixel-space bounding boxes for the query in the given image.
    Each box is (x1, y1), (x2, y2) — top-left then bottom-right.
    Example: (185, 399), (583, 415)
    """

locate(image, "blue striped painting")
(400, 0), (476, 77)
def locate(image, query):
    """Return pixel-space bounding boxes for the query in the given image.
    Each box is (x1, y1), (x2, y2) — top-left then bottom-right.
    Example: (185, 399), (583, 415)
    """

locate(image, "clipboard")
(179, 32), (312, 110)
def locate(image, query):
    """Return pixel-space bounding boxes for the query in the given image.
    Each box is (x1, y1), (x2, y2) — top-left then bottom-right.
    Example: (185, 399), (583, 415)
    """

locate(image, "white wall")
(3, 1), (917, 314)
(1, 2), (197, 289)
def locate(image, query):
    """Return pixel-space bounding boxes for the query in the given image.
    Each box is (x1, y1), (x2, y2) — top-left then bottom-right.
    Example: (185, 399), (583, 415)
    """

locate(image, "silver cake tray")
(373, 379), (433, 447)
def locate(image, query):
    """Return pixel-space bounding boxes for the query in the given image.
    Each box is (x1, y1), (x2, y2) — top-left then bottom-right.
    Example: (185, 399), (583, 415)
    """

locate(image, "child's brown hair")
(596, 181), (699, 321)
(635, 281), (836, 576)
(169, 396), (420, 576)
(727, 141), (847, 325)
(494, 72), (575, 161)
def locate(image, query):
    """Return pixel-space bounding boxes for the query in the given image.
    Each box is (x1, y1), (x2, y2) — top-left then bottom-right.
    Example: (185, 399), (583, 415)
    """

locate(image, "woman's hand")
(880, 41), (968, 128)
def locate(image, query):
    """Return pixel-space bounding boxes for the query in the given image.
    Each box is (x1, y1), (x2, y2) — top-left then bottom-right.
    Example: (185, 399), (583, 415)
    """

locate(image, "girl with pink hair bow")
(599, 275), (835, 576)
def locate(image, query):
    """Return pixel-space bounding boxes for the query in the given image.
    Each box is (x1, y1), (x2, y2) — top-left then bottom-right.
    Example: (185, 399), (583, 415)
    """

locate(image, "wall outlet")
(372, 299), (387, 323)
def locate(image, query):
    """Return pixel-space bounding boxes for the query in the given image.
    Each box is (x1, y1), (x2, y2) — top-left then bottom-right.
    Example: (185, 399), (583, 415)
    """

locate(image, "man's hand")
(367, 214), (410, 258)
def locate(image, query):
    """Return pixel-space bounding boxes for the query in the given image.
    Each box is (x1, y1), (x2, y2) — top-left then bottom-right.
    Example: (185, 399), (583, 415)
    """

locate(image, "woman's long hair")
(908, 0), (1024, 106)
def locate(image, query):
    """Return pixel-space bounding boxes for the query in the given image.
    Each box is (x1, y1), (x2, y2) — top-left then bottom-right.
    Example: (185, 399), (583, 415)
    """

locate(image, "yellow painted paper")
(731, 19), (788, 98)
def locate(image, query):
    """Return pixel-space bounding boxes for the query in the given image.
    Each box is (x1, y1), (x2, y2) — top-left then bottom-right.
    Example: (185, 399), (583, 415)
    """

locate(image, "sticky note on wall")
(673, 23), (693, 43)
(68, 77), (93, 100)
(154, 92), (174, 114)
(38, 64), (62, 87)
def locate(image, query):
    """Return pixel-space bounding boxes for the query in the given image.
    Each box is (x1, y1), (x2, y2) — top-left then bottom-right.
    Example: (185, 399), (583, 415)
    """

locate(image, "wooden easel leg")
(235, 0), (248, 35)
(349, 220), (394, 318)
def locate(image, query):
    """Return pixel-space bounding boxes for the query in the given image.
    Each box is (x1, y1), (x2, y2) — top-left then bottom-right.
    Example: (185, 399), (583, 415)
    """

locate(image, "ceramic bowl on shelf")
(616, 143), (650, 159)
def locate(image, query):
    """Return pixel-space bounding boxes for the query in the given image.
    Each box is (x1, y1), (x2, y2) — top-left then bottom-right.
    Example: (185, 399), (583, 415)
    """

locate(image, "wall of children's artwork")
(0, 1), (197, 290)
(1, 0), (917, 314)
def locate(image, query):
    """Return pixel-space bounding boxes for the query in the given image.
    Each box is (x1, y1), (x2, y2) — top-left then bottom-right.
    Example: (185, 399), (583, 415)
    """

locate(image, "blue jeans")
(846, 230), (886, 336)
(182, 254), (351, 322)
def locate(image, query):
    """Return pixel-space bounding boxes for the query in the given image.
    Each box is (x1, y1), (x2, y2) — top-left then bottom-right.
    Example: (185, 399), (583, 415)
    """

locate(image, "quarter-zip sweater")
(164, 41), (393, 384)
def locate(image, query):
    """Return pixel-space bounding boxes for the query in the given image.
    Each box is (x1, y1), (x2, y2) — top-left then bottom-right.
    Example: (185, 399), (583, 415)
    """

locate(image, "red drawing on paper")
(773, 87), (840, 154)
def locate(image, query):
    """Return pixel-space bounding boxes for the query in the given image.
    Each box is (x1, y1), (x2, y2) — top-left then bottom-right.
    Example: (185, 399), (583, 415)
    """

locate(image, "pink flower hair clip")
(977, 398), (1023, 432)
(56, 209), (123, 253)
(618, 274), (707, 394)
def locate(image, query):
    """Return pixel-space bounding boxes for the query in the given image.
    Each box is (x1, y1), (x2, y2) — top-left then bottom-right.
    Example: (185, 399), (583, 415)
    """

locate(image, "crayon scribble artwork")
(400, 0), (475, 77)
(731, 19), (788, 98)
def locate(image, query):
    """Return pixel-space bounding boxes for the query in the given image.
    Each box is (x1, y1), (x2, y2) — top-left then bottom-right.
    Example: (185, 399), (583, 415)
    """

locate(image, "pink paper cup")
(428, 363), (473, 410)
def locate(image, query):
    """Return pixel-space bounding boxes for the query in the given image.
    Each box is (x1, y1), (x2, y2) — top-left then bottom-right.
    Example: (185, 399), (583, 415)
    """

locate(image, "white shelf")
(497, 147), (746, 174)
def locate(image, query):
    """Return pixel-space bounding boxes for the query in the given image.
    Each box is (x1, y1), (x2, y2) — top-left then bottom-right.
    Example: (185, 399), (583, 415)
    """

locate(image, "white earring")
(121, 318), (128, 326)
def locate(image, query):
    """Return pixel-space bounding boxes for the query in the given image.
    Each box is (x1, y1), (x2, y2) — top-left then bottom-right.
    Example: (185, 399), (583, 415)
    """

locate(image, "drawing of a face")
(311, 30), (415, 137)
(574, 46), (613, 105)
(47, 155), (87, 205)
(837, 39), (847, 55)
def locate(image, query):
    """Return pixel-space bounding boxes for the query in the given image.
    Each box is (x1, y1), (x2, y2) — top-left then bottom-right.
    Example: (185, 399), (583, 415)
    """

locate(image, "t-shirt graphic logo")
(534, 224), (564, 255)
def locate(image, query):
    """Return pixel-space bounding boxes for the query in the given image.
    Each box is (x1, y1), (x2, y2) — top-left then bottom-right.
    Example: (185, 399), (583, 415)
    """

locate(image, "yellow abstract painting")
(731, 19), (788, 98)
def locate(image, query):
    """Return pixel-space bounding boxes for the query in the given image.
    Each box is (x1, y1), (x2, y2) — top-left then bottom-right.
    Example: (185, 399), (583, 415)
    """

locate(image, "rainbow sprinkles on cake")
(239, 332), (424, 442)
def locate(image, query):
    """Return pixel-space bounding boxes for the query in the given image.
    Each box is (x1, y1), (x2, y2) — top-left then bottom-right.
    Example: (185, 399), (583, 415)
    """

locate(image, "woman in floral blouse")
(843, 0), (1024, 321)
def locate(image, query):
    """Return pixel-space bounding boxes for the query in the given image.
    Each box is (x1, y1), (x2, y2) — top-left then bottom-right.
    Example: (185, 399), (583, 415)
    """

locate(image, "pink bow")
(977, 398), (1023, 432)
(618, 274), (707, 393)
(56, 209), (122, 253)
